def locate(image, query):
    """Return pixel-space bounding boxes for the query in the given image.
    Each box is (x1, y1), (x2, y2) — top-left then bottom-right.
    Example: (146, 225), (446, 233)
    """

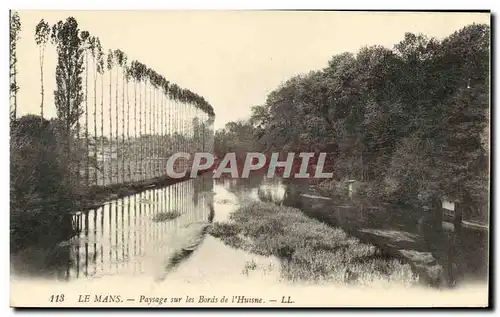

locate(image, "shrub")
(152, 210), (181, 222)
(10, 115), (77, 252)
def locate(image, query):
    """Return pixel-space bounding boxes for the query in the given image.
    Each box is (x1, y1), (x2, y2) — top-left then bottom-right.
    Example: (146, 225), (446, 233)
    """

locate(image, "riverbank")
(313, 178), (489, 228)
(11, 169), (214, 255)
(284, 183), (488, 288)
(74, 169), (214, 211)
(209, 201), (418, 287)
(22, 169), (215, 214)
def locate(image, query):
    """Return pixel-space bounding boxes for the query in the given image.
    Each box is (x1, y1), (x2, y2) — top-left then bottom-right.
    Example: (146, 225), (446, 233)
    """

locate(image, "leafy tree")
(80, 30), (90, 185)
(89, 36), (104, 184)
(35, 19), (50, 119)
(131, 61), (147, 180)
(10, 11), (21, 121)
(230, 23), (491, 221)
(106, 49), (114, 183)
(10, 115), (76, 252)
(97, 42), (105, 185)
(113, 49), (126, 181)
(51, 17), (85, 155)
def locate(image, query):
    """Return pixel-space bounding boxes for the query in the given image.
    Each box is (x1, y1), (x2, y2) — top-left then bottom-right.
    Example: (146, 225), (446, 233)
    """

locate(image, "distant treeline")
(215, 23), (489, 216)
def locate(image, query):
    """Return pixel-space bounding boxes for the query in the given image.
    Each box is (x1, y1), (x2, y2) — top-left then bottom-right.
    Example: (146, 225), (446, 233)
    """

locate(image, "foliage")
(152, 210), (181, 222)
(214, 120), (263, 158)
(10, 11), (21, 121)
(216, 23), (490, 217)
(210, 202), (418, 286)
(35, 18), (51, 118)
(10, 115), (76, 252)
(11, 13), (218, 252)
(51, 17), (85, 142)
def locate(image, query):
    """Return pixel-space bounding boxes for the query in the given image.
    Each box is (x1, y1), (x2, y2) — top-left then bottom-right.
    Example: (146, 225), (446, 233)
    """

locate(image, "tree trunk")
(109, 68), (113, 184)
(134, 81), (137, 181)
(93, 59), (98, 185)
(148, 83), (152, 178)
(126, 75), (130, 182)
(40, 48), (45, 119)
(121, 67), (125, 182)
(139, 81), (143, 180)
(100, 73), (104, 185)
(85, 50), (89, 186)
(115, 66), (119, 183)
(13, 62), (17, 121)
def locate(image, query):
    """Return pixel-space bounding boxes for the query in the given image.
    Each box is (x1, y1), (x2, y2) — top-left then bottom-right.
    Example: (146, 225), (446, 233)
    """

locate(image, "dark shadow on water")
(208, 203), (215, 223)
(11, 172), (487, 289)
(158, 224), (211, 280)
(157, 203), (216, 280)
(214, 175), (488, 289)
(275, 181), (489, 288)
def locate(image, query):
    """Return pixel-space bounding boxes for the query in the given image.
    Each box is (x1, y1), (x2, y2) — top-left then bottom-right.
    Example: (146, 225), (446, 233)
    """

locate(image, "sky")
(14, 10), (490, 130)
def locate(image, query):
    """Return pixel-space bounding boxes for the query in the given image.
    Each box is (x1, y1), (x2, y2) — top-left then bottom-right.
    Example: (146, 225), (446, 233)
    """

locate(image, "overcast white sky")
(15, 10), (490, 130)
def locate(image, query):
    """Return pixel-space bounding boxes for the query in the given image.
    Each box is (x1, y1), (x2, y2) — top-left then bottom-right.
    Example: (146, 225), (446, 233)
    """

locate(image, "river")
(10, 173), (285, 286)
(10, 173), (489, 307)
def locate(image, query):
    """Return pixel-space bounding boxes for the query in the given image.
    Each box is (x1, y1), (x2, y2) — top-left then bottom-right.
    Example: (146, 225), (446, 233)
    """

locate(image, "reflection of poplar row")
(66, 176), (214, 279)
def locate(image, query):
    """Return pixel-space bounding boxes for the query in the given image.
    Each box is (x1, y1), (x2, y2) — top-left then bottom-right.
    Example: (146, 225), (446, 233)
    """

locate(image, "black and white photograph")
(8, 9), (491, 308)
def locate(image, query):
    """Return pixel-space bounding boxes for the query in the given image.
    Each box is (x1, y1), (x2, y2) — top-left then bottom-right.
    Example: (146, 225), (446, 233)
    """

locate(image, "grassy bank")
(209, 201), (419, 287)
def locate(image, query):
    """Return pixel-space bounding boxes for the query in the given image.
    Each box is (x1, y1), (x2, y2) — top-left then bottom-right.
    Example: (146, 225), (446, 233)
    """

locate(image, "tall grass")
(209, 202), (418, 287)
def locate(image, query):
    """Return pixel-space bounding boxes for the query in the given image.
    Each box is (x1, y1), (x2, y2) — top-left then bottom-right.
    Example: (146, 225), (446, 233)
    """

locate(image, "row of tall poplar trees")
(10, 12), (215, 186)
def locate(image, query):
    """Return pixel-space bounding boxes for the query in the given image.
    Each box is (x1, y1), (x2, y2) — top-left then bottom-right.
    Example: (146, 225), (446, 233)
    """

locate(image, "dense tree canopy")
(215, 23), (490, 215)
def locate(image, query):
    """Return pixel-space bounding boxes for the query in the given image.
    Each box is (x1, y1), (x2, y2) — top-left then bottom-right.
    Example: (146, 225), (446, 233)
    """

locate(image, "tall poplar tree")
(35, 19), (50, 119)
(10, 11), (21, 121)
(51, 17), (85, 155)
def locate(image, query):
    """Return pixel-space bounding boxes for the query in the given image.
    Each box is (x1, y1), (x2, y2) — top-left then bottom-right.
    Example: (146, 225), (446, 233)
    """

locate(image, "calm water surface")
(11, 174), (285, 285)
(11, 174), (487, 287)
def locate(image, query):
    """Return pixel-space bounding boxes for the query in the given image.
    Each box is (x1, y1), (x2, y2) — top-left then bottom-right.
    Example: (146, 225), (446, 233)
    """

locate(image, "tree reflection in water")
(11, 173), (215, 281)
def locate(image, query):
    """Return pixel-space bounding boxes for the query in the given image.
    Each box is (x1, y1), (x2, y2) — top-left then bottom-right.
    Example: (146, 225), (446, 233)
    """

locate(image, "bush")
(316, 179), (348, 197)
(356, 178), (400, 203)
(152, 211), (181, 222)
(10, 115), (77, 252)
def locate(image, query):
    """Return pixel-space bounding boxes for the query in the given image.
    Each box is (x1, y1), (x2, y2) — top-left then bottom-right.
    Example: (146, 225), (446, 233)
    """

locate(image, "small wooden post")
(453, 201), (463, 236)
(347, 180), (356, 198)
(440, 197), (462, 287)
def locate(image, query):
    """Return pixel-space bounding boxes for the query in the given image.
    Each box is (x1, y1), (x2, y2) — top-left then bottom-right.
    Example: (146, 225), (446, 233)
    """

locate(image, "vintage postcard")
(9, 10), (490, 308)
